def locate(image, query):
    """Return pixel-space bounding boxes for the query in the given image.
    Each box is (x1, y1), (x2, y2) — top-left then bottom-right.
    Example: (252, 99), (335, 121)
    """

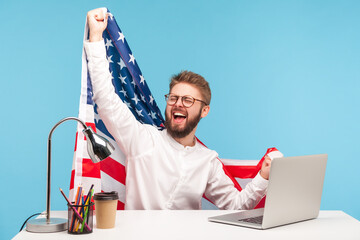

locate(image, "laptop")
(208, 154), (327, 229)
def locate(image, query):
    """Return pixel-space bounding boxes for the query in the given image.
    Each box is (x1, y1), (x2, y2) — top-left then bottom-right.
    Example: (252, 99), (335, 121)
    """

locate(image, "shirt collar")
(163, 129), (198, 151)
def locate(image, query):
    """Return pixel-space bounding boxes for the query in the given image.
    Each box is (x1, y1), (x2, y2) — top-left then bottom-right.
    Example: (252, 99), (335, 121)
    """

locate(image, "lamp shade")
(83, 127), (115, 163)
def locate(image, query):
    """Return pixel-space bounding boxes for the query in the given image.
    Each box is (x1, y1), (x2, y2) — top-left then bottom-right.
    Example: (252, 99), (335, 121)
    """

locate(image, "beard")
(164, 107), (202, 139)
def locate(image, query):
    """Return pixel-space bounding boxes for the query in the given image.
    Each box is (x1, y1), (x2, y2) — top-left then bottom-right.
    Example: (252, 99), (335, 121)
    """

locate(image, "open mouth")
(173, 112), (187, 124)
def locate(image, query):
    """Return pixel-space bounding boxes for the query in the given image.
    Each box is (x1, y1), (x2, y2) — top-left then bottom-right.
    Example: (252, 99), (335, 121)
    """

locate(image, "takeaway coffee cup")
(94, 191), (119, 229)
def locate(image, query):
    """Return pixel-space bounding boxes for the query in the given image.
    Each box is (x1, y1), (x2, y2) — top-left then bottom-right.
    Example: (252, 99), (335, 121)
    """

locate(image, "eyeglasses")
(164, 94), (208, 108)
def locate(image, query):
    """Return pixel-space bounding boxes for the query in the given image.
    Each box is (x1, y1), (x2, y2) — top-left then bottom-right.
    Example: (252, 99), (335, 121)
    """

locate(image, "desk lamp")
(26, 117), (115, 232)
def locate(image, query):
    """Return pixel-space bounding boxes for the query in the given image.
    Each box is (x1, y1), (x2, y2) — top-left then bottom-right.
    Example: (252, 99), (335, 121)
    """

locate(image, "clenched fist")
(260, 155), (272, 180)
(87, 8), (108, 42)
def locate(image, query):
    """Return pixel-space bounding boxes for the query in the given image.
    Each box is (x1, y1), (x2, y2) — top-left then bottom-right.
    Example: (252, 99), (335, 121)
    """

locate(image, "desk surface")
(14, 210), (360, 240)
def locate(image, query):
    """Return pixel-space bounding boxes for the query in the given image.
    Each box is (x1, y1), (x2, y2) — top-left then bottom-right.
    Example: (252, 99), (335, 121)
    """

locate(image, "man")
(85, 8), (272, 210)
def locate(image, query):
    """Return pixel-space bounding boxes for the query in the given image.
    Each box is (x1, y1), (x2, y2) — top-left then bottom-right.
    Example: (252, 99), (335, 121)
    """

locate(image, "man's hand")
(260, 155), (272, 180)
(87, 8), (108, 42)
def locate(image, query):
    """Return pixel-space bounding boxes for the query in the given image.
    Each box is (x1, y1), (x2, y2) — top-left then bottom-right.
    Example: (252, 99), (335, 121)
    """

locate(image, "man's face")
(164, 83), (207, 139)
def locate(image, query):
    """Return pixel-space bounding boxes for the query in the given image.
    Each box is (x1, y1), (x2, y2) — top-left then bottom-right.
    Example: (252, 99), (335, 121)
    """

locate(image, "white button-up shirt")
(84, 40), (268, 210)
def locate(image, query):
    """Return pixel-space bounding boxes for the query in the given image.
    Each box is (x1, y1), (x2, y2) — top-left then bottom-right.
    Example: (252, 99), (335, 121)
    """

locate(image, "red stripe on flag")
(85, 122), (96, 131)
(225, 165), (262, 179)
(222, 147), (280, 179)
(70, 169), (75, 190)
(74, 132), (78, 152)
(100, 157), (126, 185)
(117, 200), (125, 210)
(220, 160), (243, 191)
(255, 197), (266, 208)
(82, 158), (101, 178)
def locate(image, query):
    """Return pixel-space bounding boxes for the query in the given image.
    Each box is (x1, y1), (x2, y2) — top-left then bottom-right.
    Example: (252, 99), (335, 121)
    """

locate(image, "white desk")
(13, 210), (360, 240)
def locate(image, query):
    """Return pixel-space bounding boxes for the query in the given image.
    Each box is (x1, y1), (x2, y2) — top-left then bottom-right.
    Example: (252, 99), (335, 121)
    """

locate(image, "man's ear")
(201, 105), (210, 118)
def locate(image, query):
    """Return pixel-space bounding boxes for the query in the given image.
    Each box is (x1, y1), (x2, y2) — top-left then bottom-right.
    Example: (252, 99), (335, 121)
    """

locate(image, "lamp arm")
(46, 117), (88, 221)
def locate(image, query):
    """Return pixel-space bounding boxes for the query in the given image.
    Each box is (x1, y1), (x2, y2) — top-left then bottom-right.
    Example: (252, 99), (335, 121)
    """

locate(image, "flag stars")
(130, 79), (136, 88)
(123, 100), (132, 109)
(132, 94), (140, 105)
(119, 87), (127, 97)
(135, 108), (144, 117)
(117, 31), (125, 43)
(139, 75), (145, 85)
(105, 38), (113, 50)
(140, 94), (146, 102)
(149, 95), (154, 105)
(94, 112), (101, 124)
(107, 55), (113, 64)
(117, 58), (126, 70)
(150, 111), (157, 119)
(129, 54), (135, 64)
(119, 74), (127, 84)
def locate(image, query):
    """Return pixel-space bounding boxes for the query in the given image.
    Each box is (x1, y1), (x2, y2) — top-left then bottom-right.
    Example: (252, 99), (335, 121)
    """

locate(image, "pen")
(59, 188), (92, 232)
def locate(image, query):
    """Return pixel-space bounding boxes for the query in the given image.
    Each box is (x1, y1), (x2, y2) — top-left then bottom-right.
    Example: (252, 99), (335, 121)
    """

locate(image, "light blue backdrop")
(1, 1), (359, 239)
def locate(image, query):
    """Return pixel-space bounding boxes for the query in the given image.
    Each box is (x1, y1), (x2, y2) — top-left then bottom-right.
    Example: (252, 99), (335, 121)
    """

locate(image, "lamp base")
(26, 217), (67, 233)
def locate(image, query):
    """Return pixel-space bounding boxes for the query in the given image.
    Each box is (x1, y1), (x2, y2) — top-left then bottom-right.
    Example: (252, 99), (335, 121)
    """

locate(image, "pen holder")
(67, 202), (94, 234)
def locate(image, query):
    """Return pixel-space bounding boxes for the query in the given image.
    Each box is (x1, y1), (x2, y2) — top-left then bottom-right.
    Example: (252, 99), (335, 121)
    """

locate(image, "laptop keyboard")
(239, 215), (264, 225)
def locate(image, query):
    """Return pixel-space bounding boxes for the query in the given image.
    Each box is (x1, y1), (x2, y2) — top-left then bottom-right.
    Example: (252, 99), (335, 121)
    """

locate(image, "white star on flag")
(132, 94), (140, 105)
(107, 55), (113, 63)
(94, 112), (101, 124)
(105, 38), (113, 50)
(149, 95), (154, 105)
(119, 74), (127, 84)
(140, 94), (146, 102)
(117, 31), (125, 43)
(117, 58), (126, 70)
(123, 100), (132, 108)
(129, 54), (135, 64)
(150, 111), (157, 119)
(135, 108), (144, 117)
(139, 75), (145, 85)
(119, 87), (127, 97)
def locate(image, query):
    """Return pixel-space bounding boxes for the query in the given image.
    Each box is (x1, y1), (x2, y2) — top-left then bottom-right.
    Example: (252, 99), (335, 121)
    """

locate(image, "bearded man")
(85, 8), (272, 210)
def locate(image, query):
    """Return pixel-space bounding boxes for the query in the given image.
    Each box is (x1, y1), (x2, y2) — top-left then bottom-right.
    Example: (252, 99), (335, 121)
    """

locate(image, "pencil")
(70, 185), (80, 232)
(72, 186), (82, 232)
(75, 190), (84, 232)
(80, 192), (91, 233)
(59, 188), (92, 232)
(82, 187), (94, 232)
(86, 189), (94, 223)
(83, 184), (94, 207)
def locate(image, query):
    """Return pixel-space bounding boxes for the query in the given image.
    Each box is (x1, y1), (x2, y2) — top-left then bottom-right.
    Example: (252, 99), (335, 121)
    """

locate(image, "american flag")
(70, 9), (283, 209)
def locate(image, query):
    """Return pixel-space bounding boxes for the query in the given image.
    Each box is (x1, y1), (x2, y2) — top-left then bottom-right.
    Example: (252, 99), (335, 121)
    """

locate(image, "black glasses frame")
(164, 94), (208, 108)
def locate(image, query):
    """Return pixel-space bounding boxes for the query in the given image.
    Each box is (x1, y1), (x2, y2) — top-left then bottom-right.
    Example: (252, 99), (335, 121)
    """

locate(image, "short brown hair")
(169, 71), (211, 105)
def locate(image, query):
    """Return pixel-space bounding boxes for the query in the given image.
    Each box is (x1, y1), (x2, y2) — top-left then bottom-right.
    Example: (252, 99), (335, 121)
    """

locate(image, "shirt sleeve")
(204, 158), (268, 210)
(84, 40), (155, 158)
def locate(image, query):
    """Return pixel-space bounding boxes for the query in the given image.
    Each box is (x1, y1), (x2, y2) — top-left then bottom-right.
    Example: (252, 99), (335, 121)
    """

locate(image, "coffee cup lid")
(94, 191), (119, 201)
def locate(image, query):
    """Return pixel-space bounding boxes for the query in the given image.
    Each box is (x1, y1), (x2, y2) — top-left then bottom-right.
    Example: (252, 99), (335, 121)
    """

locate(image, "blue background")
(1, 1), (359, 239)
